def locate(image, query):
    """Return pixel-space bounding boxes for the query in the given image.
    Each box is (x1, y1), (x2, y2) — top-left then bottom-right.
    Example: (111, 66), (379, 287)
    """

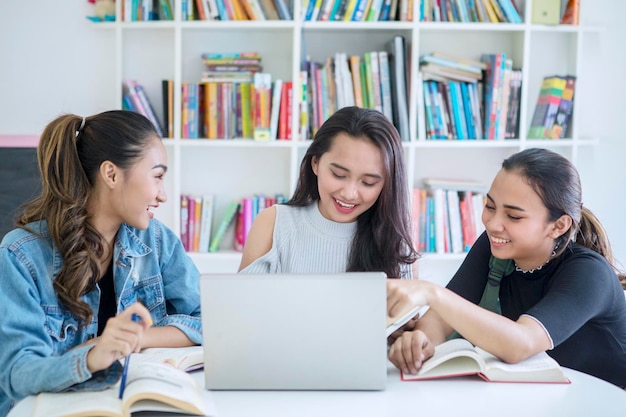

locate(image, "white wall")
(0, 1), (117, 134)
(1, 0), (625, 266)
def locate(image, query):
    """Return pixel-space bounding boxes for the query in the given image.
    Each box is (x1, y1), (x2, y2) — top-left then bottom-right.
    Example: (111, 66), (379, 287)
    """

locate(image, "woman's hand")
(86, 303), (153, 373)
(388, 329), (435, 375)
(387, 279), (433, 319)
(387, 314), (419, 346)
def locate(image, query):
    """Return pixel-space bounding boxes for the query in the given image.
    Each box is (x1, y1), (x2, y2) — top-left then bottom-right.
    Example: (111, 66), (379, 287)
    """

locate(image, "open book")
(31, 362), (214, 417)
(401, 338), (570, 383)
(386, 305), (428, 337)
(132, 345), (204, 372)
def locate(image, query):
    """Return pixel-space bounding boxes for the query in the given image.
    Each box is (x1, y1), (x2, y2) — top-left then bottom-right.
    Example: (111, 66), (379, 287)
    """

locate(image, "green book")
(208, 201), (240, 253)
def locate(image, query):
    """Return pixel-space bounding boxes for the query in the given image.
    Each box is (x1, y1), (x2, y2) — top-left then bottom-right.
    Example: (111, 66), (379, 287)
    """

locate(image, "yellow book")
(342, 0), (359, 21)
(481, 0), (498, 23)
(207, 83), (218, 139)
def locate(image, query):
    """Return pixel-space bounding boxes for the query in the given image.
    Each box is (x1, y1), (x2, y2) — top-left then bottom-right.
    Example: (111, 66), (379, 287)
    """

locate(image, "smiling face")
(311, 133), (385, 223)
(107, 136), (168, 231)
(482, 168), (564, 270)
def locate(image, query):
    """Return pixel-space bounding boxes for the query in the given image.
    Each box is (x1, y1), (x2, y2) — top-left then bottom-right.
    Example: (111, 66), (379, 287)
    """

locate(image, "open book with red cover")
(401, 338), (570, 383)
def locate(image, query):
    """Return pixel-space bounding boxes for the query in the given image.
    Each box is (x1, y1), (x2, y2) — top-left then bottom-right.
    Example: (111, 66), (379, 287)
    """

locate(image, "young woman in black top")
(387, 148), (626, 388)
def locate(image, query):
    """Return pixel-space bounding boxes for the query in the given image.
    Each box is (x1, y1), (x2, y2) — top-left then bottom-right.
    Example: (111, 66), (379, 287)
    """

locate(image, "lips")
(333, 198), (358, 214)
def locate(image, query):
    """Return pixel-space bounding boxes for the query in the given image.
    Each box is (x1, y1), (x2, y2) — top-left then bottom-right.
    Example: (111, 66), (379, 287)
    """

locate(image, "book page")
(123, 362), (208, 416)
(403, 338), (484, 380)
(32, 389), (122, 417)
(476, 347), (570, 383)
(133, 346), (204, 371)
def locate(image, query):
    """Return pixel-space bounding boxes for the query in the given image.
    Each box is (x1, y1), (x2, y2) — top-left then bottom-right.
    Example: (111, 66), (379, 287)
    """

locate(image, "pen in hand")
(118, 313), (141, 399)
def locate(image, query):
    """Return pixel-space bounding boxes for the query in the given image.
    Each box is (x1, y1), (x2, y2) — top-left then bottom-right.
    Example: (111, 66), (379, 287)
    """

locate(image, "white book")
(198, 194), (215, 252)
(340, 52), (355, 108)
(472, 192), (486, 238)
(446, 190), (464, 254)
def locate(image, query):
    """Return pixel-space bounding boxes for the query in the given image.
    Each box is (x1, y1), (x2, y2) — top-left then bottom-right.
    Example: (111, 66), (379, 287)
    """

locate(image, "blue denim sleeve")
(153, 221), (203, 344)
(0, 248), (121, 404)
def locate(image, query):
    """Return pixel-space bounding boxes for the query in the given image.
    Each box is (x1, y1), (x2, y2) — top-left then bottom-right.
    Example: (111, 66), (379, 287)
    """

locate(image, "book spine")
(198, 195), (215, 252)
(209, 201), (240, 252)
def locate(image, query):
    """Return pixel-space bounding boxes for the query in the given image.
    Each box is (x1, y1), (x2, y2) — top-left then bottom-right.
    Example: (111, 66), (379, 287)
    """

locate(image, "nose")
(482, 208), (503, 232)
(157, 186), (167, 203)
(340, 181), (358, 201)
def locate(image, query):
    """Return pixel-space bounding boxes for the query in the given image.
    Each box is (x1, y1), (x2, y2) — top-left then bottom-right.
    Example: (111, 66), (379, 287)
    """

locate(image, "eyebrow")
(153, 164), (168, 173)
(329, 162), (383, 180)
(486, 193), (525, 211)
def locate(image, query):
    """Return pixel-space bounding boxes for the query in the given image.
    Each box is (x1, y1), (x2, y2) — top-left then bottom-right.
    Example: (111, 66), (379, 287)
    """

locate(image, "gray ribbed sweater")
(240, 203), (412, 278)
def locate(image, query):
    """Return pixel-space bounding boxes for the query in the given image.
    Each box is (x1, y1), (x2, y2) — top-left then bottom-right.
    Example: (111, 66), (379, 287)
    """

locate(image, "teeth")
(335, 199), (355, 209)
(491, 237), (510, 244)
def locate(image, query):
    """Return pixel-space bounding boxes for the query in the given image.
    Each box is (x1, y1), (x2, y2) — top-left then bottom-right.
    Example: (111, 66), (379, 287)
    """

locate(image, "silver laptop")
(200, 272), (387, 390)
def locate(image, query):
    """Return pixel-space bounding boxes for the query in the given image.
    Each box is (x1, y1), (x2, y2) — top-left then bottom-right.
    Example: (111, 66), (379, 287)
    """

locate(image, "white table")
(9, 364), (626, 417)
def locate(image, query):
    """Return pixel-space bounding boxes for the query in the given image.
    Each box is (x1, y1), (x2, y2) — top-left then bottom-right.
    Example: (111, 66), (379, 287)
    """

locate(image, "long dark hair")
(503, 148), (626, 288)
(18, 110), (159, 323)
(288, 106), (418, 278)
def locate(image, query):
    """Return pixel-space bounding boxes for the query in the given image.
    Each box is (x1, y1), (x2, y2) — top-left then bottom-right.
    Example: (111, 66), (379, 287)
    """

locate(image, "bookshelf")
(102, 0), (602, 285)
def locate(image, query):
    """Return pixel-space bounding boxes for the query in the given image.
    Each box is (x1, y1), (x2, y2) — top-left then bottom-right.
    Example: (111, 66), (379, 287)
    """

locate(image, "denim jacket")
(0, 219), (201, 416)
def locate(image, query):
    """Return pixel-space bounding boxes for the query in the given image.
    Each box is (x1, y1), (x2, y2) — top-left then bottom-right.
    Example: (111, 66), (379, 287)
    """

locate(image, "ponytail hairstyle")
(18, 110), (159, 324)
(287, 106), (419, 278)
(502, 148), (626, 288)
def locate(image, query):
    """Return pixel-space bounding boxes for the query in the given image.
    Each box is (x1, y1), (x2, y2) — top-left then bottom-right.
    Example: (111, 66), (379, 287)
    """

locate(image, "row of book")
(527, 75), (576, 140)
(121, 0), (174, 21)
(420, 52), (522, 140)
(412, 179), (487, 254)
(420, 0), (521, 23)
(303, 35), (410, 140)
(180, 193), (288, 252)
(122, 80), (166, 138)
(184, 0), (292, 20)
(177, 78), (294, 140)
(303, 0), (413, 21)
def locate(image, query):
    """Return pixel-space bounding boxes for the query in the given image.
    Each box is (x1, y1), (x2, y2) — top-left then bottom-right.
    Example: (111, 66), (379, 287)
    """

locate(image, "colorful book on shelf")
(401, 338), (570, 383)
(209, 200), (240, 252)
(548, 75), (576, 139)
(527, 75), (567, 139)
(269, 79), (283, 140)
(387, 35), (410, 141)
(31, 362), (213, 417)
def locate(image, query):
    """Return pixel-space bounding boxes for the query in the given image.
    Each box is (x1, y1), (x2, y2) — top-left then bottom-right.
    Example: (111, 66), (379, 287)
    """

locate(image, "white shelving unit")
(102, 0), (602, 285)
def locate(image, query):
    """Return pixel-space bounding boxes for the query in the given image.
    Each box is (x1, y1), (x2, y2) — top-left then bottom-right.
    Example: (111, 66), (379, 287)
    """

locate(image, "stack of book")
(418, 52), (522, 140)
(527, 75), (576, 139)
(420, 0), (522, 23)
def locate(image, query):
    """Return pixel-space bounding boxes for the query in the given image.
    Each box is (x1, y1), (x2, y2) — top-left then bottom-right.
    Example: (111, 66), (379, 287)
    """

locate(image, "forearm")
(141, 325), (196, 348)
(426, 283), (551, 362)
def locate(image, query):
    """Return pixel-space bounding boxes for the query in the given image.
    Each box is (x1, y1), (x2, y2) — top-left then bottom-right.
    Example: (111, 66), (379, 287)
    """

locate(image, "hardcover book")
(402, 338), (570, 383)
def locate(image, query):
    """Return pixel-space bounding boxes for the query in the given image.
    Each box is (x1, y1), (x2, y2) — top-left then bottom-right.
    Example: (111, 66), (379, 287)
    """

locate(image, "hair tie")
(76, 116), (86, 138)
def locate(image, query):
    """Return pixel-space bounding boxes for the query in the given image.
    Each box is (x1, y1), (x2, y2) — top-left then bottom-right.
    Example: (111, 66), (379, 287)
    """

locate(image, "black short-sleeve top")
(447, 232), (626, 388)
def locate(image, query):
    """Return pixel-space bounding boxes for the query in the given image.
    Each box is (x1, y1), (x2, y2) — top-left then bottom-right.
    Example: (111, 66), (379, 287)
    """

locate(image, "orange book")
(560, 0), (579, 25)
(349, 55), (364, 108)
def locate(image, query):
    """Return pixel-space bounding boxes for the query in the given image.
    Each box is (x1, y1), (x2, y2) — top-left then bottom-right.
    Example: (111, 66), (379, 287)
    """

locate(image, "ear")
(99, 160), (119, 190)
(549, 214), (573, 239)
(311, 156), (320, 176)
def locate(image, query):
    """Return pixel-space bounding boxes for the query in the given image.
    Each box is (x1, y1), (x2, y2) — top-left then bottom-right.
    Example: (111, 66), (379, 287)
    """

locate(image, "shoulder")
(238, 205), (277, 271)
(1, 221), (51, 252)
